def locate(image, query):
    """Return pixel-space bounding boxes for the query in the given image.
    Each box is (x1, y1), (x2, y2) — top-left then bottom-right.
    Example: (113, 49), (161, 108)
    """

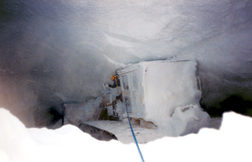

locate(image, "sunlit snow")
(0, 108), (251, 162)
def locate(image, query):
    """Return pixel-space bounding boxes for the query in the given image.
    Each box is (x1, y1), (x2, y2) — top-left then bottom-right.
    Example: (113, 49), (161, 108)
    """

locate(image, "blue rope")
(125, 104), (145, 162)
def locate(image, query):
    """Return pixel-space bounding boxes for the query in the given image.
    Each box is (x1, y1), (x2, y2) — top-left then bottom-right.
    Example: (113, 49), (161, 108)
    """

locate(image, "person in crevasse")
(109, 74), (122, 120)
(109, 74), (121, 88)
(107, 74), (122, 101)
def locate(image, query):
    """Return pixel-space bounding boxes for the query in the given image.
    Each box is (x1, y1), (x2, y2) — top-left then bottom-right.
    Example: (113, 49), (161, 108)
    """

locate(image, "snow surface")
(0, 108), (251, 162)
(0, 0), (251, 127)
(142, 60), (208, 136)
(0, 1), (252, 161)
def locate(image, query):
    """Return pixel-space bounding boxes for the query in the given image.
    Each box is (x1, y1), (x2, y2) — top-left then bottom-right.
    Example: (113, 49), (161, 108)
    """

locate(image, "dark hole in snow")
(201, 95), (252, 117)
(47, 106), (64, 125)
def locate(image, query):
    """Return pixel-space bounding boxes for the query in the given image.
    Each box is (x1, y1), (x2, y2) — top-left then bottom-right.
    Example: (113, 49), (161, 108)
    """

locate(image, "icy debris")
(170, 104), (210, 136)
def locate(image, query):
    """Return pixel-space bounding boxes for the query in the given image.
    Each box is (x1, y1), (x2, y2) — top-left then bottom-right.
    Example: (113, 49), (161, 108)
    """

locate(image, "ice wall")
(0, 0), (252, 126)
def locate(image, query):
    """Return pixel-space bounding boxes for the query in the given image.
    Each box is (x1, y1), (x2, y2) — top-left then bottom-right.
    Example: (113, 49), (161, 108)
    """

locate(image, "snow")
(0, 108), (252, 162)
(0, 0), (252, 127)
(116, 60), (209, 137)
(85, 120), (164, 144)
(64, 97), (103, 125)
(0, 0), (252, 161)
(143, 61), (204, 133)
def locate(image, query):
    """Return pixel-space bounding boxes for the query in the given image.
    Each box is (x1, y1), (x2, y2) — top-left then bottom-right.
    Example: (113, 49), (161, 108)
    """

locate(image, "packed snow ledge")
(0, 108), (251, 162)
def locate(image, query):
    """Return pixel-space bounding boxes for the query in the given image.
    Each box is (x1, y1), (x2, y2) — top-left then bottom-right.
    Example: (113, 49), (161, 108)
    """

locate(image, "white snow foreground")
(0, 108), (251, 162)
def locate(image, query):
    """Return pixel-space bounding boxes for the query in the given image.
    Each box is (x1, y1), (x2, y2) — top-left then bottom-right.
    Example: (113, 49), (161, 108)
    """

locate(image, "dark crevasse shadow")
(201, 95), (252, 118)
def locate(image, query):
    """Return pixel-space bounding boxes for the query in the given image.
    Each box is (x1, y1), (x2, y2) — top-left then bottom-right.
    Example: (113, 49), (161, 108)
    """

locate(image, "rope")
(125, 102), (145, 162)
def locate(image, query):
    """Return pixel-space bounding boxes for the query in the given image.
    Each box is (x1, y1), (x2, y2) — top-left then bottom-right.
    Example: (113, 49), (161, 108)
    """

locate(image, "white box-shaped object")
(117, 60), (202, 126)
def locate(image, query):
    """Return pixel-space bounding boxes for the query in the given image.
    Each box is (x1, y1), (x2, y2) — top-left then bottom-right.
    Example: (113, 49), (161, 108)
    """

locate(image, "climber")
(109, 74), (120, 88)
(106, 73), (122, 102)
